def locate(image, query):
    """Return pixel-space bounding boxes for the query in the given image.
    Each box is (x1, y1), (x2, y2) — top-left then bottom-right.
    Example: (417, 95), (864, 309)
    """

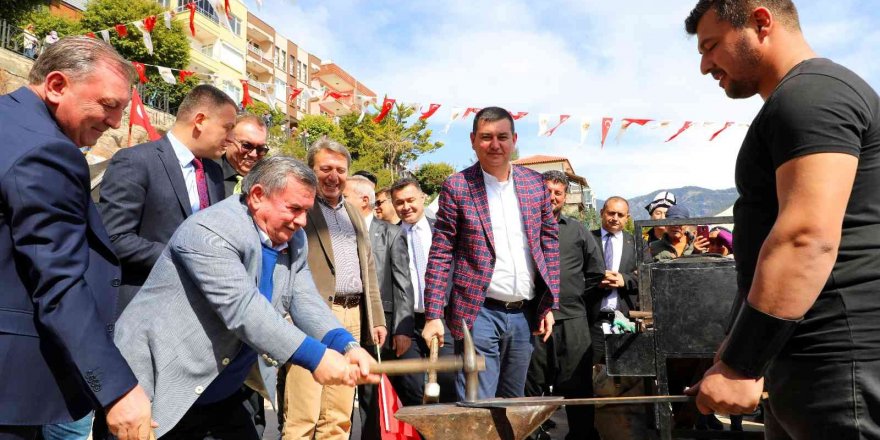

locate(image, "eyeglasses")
(237, 140), (270, 155)
(375, 199), (388, 207)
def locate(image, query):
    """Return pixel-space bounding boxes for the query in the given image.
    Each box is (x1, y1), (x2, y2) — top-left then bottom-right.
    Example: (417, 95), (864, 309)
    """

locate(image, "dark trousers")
(764, 355), (880, 440)
(525, 316), (598, 440)
(0, 426), (38, 440)
(160, 389), (260, 440)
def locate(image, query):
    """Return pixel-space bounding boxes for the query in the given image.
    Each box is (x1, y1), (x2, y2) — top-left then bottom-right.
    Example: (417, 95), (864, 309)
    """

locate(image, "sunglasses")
(238, 140), (270, 155)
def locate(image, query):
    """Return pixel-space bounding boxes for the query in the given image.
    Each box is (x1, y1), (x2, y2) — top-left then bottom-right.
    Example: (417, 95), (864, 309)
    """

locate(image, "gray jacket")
(114, 196), (342, 437)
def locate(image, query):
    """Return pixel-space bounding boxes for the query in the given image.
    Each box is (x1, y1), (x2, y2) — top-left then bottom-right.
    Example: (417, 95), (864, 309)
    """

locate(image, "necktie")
(233, 175), (244, 195)
(410, 225), (427, 296)
(192, 158), (210, 210)
(604, 232), (614, 271)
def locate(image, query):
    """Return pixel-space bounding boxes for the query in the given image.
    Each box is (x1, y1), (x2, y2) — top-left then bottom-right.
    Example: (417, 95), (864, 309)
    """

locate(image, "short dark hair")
(472, 106), (515, 134)
(353, 170), (378, 186)
(542, 170), (569, 192)
(388, 177), (422, 199)
(685, 0), (800, 35)
(603, 196), (630, 211)
(176, 84), (238, 122)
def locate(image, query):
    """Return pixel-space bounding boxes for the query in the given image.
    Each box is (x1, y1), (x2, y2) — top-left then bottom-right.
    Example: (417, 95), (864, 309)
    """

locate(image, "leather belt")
(484, 297), (526, 310)
(332, 295), (361, 308)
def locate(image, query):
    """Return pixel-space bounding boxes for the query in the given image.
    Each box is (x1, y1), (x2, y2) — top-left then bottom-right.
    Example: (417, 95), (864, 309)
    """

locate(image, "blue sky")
(248, 0), (880, 198)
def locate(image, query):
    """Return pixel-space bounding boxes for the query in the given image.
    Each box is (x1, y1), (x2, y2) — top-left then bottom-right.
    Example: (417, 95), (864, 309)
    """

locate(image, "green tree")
(2, 0), (47, 27)
(415, 162), (455, 196)
(22, 6), (83, 39)
(339, 103), (443, 187)
(78, 0), (191, 111)
(276, 114), (345, 160)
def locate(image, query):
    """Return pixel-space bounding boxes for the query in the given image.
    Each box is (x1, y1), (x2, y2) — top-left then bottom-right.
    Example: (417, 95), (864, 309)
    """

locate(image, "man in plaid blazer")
(422, 106), (560, 400)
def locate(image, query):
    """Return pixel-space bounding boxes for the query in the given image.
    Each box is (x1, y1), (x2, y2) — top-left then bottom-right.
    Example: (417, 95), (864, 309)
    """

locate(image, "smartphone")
(696, 225), (710, 241)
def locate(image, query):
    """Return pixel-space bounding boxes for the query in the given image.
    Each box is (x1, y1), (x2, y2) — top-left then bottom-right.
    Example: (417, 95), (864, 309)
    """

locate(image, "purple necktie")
(192, 158), (209, 211)
(604, 233), (614, 270)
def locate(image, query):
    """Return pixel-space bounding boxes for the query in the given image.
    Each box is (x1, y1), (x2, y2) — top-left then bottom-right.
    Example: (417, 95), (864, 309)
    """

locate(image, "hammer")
(370, 320), (484, 402)
(423, 336), (440, 404)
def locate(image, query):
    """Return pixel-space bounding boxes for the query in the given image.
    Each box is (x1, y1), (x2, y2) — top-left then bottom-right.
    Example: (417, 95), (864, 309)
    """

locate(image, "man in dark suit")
(590, 196), (648, 440)
(216, 114), (269, 196)
(344, 174), (415, 439)
(98, 85), (235, 314)
(0, 36), (152, 440)
(390, 177), (457, 405)
(422, 107), (560, 400)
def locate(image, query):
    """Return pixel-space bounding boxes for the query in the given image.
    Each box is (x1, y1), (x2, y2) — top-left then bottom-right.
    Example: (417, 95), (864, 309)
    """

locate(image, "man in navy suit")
(0, 37), (152, 440)
(98, 84), (234, 314)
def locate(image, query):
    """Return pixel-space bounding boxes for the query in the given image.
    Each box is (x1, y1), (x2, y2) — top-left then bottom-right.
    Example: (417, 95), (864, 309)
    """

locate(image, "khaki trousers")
(281, 303), (361, 440)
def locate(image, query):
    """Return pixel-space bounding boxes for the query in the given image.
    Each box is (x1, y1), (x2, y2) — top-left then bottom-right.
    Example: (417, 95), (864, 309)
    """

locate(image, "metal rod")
(457, 395), (694, 408)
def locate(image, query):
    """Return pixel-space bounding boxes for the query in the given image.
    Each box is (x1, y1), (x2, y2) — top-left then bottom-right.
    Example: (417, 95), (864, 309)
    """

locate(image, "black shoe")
(706, 414), (724, 430)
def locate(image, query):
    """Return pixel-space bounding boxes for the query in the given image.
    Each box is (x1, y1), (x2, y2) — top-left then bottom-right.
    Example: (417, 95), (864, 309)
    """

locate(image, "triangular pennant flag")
(178, 69), (195, 83)
(240, 79), (253, 108)
(224, 0), (232, 19)
(537, 114), (550, 136)
(115, 23), (128, 38)
(131, 62), (148, 84)
(652, 120), (671, 130)
(665, 121), (694, 142)
(377, 374), (421, 440)
(143, 15), (157, 33)
(100, 30), (110, 43)
(156, 66), (176, 84)
(129, 86), (161, 145)
(709, 121), (735, 141)
(444, 107), (464, 134)
(462, 107), (481, 118)
(419, 103), (441, 120)
(357, 107), (367, 124)
(208, 0), (232, 29)
(185, 2), (197, 36)
(267, 84), (277, 110)
(373, 97), (395, 123)
(85, 32), (96, 39)
(579, 118), (591, 145)
(163, 11), (173, 30)
(600, 117), (613, 148)
(323, 90), (351, 101)
(545, 115), (570, 137)
(254, 0), (263, 9)
(510, 111), (528, 120)
(615, 118), (653, 143)
(133, 22), (154, 55)
(288, 87), (303, 102)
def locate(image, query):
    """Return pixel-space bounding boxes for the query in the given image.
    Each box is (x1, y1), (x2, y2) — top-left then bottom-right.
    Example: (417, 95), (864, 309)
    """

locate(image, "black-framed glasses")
(238, 140), (270, 155)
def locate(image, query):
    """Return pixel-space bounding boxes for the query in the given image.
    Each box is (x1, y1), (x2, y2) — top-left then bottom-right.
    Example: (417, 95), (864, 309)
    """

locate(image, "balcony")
(188, 47), (220, 75)
(246, 43), (273, 74)
(175, 0), (233, 44)
(246, 22), (272, 43)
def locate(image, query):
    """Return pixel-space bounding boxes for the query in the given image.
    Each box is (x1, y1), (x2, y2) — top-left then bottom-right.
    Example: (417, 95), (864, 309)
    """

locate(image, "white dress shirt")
(255, 221), (289, 252)
(600, 227), (623, 310)
(167, 132), (202, 214)
(364, 213), (374, 231)
(483, 168), (536, 302)
(402, 215), (432, 313)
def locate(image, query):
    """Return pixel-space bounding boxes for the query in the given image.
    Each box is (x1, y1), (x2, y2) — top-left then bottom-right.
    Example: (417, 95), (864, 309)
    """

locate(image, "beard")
(725, 34), (763, 99)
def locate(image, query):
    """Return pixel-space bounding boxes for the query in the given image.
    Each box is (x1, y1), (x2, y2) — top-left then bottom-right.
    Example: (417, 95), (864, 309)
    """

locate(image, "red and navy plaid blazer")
(424, 163), (560, 339)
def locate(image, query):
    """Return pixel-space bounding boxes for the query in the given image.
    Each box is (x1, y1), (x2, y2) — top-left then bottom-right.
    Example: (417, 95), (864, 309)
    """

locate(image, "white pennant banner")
(157, 66), (176, 84)
(579, 118), (591, 145)
(444, 107), (464, 134)
(133, 22), (154, 55)
(163, 11), (172, 29)
(100, 30), (110, 43)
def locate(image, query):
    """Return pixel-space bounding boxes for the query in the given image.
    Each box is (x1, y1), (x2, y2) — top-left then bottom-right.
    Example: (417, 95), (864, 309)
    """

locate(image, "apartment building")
(512, 155), (597, 211)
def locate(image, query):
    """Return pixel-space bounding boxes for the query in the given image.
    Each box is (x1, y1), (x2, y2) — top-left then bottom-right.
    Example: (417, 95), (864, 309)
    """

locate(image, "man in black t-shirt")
(685, 1), (880, 438)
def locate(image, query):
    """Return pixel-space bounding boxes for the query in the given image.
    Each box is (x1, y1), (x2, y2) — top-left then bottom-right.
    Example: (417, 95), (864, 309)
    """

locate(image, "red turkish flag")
(85, 32), (96, 39)
(377, 374), (421, 440)
(545, 114), (570, 137)
(131, 62), (148, 84)
(373, 97), (395, 123)
(323, 90), (351, 101)
(185, 2), (197, 36)
(240, 79), (253, 108)
(289, 87), (303, 102)
(709, 121), (735, 141)
(665, 121), (693, 142)
(224, 0), (231, 18)
(462, 107), (481, 118)
(178, 70), (195, 83)
(143, 15), (157, 33)
(510, 111), (528, 120)
(115, 24), (128, 37)
(129, 86), (161, 145)
(600, 117), (613, 148)
(419, 103), (441, 120)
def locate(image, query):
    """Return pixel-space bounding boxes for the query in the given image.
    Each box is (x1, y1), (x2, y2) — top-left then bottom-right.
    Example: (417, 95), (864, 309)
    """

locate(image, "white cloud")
(251, 0), (879, 198)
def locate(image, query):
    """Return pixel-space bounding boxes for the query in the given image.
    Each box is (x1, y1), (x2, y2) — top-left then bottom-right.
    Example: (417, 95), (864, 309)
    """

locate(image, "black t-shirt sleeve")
(763, 73), (871, 169)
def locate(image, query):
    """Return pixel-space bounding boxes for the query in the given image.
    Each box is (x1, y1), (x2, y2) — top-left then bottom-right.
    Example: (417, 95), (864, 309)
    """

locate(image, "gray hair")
(346, 175), (376, 206)
(541, 170), (569, 192)
(29, 36), (136, 84)
(242, 155), (316, 196)
(306, 136), (351, 168)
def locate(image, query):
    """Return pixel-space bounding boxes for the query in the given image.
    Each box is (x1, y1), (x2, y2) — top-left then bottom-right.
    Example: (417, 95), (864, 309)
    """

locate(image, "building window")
(274, 47), (286, 70)
(229, 14), (242, 36)
(289, 55), (296, 76)
(156, 0), (171, 8)
(200, 44), (214, 57)
(274, 78), (286, 103)
(217, 41), (244, 70)
(220, 80), (241, 103)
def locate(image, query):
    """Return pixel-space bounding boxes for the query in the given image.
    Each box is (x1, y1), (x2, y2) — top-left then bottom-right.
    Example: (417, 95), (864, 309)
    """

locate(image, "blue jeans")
(454, 303), (534, 400)
(41, 412), (93, 440)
